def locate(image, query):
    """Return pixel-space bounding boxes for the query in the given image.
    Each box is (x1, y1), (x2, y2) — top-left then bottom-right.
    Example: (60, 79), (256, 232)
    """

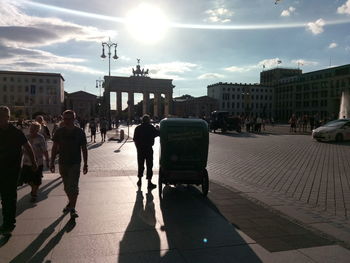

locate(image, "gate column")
(164, 92), (172, 117)
(153, 93), (160, 120)
(116, 91), (122, 117)
(128, 92), (134, 122)
(143, 92), (149, 116)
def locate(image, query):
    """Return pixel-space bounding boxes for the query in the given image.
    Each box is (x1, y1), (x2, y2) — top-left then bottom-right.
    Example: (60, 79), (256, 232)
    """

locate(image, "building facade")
(64, 91), (97, 120)
(173, 95), (219, 118)
(263, 64), (350, 121)
(207, 82), (274, 118)
(0, 70), (64, 118)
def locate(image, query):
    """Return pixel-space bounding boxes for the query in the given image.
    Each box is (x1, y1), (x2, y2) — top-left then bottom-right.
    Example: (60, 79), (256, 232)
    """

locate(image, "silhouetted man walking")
(0, 106), (37, 235)
(133, 115), (160, 189)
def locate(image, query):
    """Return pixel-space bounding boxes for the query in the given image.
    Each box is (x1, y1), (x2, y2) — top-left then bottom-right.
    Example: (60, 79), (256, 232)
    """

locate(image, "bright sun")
(126, 3), (168, 44)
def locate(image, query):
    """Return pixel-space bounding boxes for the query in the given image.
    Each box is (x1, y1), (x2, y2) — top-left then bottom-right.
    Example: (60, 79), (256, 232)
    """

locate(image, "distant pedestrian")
(36, 115), (51, 140)
(0, 106), (37, 235)
(21, 122), (49, 202)
(289, 114), (297, 133)
(133, 114), (160, 189)
(256, 116), (262, 133)
(89, 118), (97, 143)
(100, 117), (109, 142)
(302, 115), (308, 132)
(50, 110), (88, 219)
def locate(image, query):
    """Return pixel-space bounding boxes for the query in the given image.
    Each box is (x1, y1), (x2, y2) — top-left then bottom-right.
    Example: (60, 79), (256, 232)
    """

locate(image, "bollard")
(119, 129), (125, 142)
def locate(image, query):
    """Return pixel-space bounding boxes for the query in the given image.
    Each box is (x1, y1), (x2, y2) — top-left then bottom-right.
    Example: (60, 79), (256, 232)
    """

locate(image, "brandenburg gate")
(102, 60), (174, 121)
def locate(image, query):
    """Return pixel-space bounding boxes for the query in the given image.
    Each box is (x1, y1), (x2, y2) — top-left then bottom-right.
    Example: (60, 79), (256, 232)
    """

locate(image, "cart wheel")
(158, 169), (163, 198)
(201, 169), (209, 196)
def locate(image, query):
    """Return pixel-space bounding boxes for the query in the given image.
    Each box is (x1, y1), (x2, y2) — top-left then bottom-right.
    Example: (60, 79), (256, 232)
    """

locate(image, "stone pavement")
(1, 124), (350, 262)
(1, 174), (350, 262)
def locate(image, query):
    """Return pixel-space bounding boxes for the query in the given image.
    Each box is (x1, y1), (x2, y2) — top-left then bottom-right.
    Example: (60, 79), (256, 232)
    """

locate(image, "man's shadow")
(159, 185), (263, 262)
(14, 177), (63, 218)
(118, 189), (160, 262)
(8, 214), (76, 262)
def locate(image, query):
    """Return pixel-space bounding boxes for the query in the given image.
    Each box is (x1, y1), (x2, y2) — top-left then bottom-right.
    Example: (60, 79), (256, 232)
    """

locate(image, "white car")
(312, 119), (350, 142)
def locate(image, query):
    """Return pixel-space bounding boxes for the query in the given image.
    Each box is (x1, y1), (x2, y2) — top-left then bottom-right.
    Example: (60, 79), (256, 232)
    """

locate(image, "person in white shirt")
(21, 122), (49, 202)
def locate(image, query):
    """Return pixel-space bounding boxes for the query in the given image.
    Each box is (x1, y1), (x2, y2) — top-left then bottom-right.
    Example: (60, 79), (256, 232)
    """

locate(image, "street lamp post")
(96, 78), (104, 117)
(100, 38), (118, 129)
(96, 78), (104, 98)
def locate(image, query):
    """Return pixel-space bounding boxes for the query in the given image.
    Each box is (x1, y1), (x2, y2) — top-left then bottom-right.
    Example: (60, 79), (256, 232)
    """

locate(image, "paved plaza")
(1, 124), (350, 262)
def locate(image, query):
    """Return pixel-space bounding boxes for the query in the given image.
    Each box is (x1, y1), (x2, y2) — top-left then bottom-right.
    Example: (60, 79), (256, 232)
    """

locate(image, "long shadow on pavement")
(159, 185), (263, 263)
(15, 178), (63, 218)
(118, 189), (163, 262)
(9, 214), (76, 263)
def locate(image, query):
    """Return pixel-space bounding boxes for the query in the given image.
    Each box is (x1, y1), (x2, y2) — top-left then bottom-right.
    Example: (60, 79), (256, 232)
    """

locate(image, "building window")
(232, 94), (235, 99)
(3, 95), (7, 103)
(3, 77), (7, 81)
(222, 102), (225, 108)
(3, 85), (7, 92)
(232, 102), (235, 108)
(32, 78), (36, 83)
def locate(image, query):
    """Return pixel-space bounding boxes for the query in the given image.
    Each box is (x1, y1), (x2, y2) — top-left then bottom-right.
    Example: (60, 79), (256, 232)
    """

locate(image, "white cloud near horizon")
(0, 44), (104, 75)
(306, 18), (325, 35)
(281, 6), (296, 17)
(328, 42), (338, 48)
(224, 65), (252, 72)
(337, 0), (350, 15)
(291, 59), (318, 66)
(197, 73), (225, 79)
(0, 1), (115, 47)
(115, 62), (198, 80)
(258, 58), (283, 68)
(205, 7), (234, 23)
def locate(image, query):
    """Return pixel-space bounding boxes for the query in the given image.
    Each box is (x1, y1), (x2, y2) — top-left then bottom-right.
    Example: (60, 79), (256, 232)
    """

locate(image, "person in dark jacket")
(133, 114), (160, 189)
(0, 106), (37, 235)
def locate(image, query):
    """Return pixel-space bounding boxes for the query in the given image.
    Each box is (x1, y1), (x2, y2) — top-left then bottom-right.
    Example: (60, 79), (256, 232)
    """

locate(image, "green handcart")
(158, 118), (209, 197)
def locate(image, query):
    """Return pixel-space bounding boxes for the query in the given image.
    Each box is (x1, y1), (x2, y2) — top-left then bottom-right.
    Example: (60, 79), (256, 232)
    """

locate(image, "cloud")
(0, 1), (115, 47)
(346, 46), (350, 52)
(337, 0), (350, 15)
(116, 62), (198, 80)
(306, 18), (325, 35)
(281, 6), (296, 17)
(197, 73), (225, 79)
(328, 42), (338, 48)
(224, 66), (252, 73)
(0, 44), (103, 75)
(291, 59), (318, 66)
(205, 7), (234, 23)
(258, 58), (283, 68)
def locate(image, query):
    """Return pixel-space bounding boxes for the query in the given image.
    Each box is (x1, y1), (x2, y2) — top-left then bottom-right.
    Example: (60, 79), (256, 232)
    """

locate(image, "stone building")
(64, 91), (97, 120)
(207, 82), (274, 118)
(262, 64), (350, 121)
(0, 70), (64, 118)
(173, 95), (218, 118)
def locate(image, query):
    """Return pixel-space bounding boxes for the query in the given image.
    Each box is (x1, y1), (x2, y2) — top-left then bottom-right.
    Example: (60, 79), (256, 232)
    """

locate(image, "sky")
(1, 0), (350, 108)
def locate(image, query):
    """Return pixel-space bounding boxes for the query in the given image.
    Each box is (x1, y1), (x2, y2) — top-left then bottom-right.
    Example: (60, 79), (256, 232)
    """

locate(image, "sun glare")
(126, 3), (168, 44)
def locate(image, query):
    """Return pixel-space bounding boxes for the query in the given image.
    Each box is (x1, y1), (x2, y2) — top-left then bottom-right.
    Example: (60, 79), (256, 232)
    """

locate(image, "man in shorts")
(0, 106), (37, 235)
(50, 110), (88, 219)
(100, 117), (108, 142)
(133, 114), (160, 189)
(88, 118), (97, 143)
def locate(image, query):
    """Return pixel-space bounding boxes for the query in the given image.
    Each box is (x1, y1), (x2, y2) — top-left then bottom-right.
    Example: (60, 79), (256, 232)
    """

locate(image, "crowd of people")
(0, 106), (160, 236)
